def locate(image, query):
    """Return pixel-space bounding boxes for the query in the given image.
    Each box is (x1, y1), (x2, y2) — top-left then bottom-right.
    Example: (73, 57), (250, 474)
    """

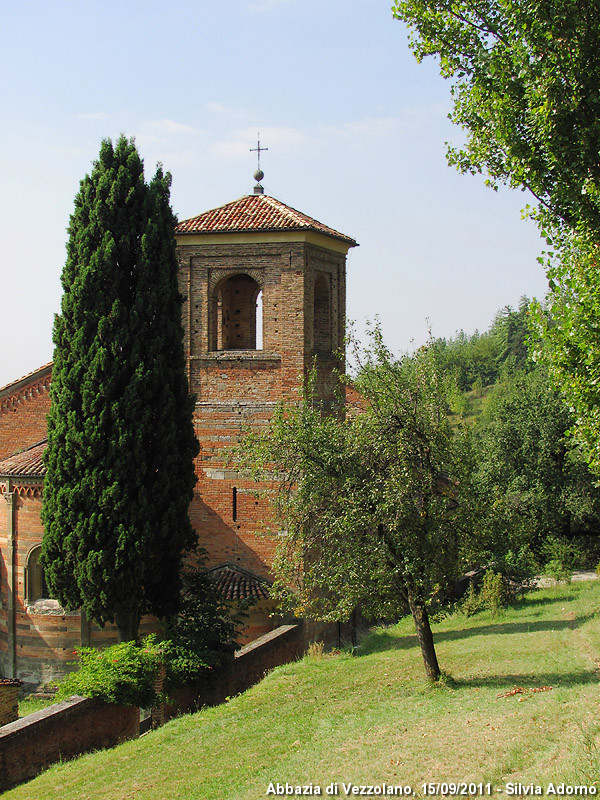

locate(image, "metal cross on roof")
(250, 134), (268, 171)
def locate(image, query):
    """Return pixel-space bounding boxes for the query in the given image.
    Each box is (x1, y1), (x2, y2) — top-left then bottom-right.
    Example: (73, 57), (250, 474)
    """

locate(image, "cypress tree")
(41, 136), (198, 642)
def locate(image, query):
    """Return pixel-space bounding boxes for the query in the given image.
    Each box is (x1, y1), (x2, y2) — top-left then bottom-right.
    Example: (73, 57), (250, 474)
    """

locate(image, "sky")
(0, 0), (549, 389)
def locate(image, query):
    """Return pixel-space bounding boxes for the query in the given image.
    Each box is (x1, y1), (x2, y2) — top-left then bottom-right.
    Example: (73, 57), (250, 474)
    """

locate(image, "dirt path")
(534, 569), (598, 588)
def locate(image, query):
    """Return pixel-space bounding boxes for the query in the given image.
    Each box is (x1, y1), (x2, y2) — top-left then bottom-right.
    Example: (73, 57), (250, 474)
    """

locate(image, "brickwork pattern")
(0, 680), (21, 727)
(0, 369), (51, 461)
(177, 238), (347, 577)
(160, 622), (306, 722)
(0, 209), (352, 686)
(0, 695), (139, 791)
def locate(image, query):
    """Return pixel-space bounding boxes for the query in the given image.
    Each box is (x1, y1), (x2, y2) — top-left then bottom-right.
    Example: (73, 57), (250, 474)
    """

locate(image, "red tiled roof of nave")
(176, 193), (357, 245)
(0, 440), (47, 477)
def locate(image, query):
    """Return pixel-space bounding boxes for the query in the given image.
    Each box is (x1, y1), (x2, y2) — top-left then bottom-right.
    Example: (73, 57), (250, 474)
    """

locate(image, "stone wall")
(0, 695), (139, 791)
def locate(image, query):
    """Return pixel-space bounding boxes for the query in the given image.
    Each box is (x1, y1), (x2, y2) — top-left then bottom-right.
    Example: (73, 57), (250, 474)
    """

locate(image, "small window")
(25, 546), (47, 603)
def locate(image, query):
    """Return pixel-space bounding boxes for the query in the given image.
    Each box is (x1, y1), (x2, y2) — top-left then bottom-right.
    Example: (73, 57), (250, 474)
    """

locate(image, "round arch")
(210, 273), (263, 351)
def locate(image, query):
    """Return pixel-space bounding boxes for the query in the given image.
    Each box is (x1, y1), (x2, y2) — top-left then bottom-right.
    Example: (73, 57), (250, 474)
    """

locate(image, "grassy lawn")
(4, 582), (600, 799)
(18, 695), (56, 718)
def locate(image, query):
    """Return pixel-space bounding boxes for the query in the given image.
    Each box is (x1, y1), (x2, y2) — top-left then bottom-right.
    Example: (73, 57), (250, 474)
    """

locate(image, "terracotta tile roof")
(0, 440), (47, 477)
(176, 194), (357, 245)
(206, 563), (272, 602)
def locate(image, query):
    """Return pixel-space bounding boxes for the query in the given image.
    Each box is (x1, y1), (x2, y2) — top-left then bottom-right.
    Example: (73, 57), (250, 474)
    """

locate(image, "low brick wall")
(0, 680), (22, 727)
(162, 622), (306, 722)
(0, 695), (139, 791)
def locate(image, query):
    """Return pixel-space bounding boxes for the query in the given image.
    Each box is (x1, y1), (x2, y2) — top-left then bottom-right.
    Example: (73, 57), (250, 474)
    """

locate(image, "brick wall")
(159, 618), (352, 724)
(177, 237), (347, 578)
(0, 368), (51, 461)
(0, 679), (21, 727)
(0, 695), (139, 791)
(160, 622), (306, 722)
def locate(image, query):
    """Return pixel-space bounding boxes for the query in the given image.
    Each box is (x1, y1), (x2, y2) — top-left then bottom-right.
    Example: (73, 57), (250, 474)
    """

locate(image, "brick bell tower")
(174, 171), (357, 640)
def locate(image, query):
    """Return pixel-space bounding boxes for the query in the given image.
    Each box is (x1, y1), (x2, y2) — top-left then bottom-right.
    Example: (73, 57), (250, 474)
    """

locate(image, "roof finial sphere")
(254, 168), (264, 182)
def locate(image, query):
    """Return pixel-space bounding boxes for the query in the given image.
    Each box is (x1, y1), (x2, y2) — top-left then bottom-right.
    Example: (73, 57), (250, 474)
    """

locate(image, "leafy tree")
(392, 0), (600, 233)
(240, 331), (473, 681)
(530, 231), (600, 470)
(41, 136), (198, 642)
(491, 297), (531, 376)
(473, 366), (600, 561)
(392, 0), (600, 471)
(434, 299), (531, 393)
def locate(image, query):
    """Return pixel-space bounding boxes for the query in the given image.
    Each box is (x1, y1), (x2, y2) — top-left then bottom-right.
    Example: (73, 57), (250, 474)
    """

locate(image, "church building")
(0, 177), (356, 686)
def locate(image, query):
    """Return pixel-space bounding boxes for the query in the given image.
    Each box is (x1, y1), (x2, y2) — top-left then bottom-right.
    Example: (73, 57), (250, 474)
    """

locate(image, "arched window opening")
(211, 274), (262, 351)
(25, 546), (47, 603)
(313, 273), (332, 353)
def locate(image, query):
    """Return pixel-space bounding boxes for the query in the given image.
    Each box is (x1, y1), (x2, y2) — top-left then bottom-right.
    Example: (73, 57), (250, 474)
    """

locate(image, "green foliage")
(41, 136), (198, 641)
(542, 535), (581, 584)
(472, 366), (600, 564)
(239, 326), (475, 680)
(434, 299), (532, 394)
(392, 0), (600, 235)
(531, 230), (600, 472)
(461, 581), (481, 617)
(479, 569), (506, 615)
(392, 1), (600, 474)
(161, 562), (243, 687)
(55, 636), (164, 707)
(492, 546), (539, 599)
(462, 570), (506, 616)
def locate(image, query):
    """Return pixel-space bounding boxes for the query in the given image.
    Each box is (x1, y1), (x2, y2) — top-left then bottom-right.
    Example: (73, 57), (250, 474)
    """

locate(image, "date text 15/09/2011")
(422, 785), (597, 797)
(266, 784), (598, 797)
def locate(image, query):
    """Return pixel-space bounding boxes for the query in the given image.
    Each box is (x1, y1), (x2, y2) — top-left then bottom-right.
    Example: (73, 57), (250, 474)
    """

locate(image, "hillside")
(5, 581), (600, 799)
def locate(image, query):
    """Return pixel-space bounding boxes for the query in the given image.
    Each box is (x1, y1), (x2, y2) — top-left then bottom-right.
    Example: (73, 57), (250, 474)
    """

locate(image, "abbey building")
(0, 190), (356, 685)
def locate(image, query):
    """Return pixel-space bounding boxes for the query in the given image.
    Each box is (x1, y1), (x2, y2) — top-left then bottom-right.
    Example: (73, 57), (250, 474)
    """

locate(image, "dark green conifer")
(41, 136), (198, 642)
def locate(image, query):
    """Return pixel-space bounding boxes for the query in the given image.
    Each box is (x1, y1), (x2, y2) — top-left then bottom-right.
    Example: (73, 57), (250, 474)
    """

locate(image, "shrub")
(461, 581), (482, 617)
(306, 641), (325, 659)
(161, 565), (245, 688)
(55, 635), (164, 707)
(543, 536), (581, 584)
(462, 570), (506, 616)
(485, 546), (539, 600)
(479, 570), (506, 615)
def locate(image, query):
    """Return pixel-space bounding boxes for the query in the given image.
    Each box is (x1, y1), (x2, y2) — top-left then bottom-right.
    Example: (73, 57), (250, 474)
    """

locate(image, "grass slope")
(5, 583), (600, 799)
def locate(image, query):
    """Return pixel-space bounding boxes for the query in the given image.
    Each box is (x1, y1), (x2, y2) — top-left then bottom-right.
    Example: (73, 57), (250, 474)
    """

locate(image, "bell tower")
(175, 185), (356, 638)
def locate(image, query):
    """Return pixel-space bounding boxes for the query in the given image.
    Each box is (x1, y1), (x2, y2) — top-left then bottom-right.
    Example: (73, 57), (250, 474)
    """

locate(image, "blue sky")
(0, 0), (548, 388)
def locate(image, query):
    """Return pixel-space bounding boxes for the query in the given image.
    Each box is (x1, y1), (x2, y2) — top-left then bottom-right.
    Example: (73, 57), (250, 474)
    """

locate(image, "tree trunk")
(408, 592), (440, 682)
(116, 610), (140, 643)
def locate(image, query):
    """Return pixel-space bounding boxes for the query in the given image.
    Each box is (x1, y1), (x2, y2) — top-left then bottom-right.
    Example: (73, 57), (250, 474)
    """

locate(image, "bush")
(55, 635), (164, 707)
(461, 581), (482, 616)
(479, 570), (506, 615)
(543, 536), (581, 584)
(161, 565), (245, 689)
(495, 546), (539, 599)
(462, 570), (506, 616)
(572, 534), (600, 570)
